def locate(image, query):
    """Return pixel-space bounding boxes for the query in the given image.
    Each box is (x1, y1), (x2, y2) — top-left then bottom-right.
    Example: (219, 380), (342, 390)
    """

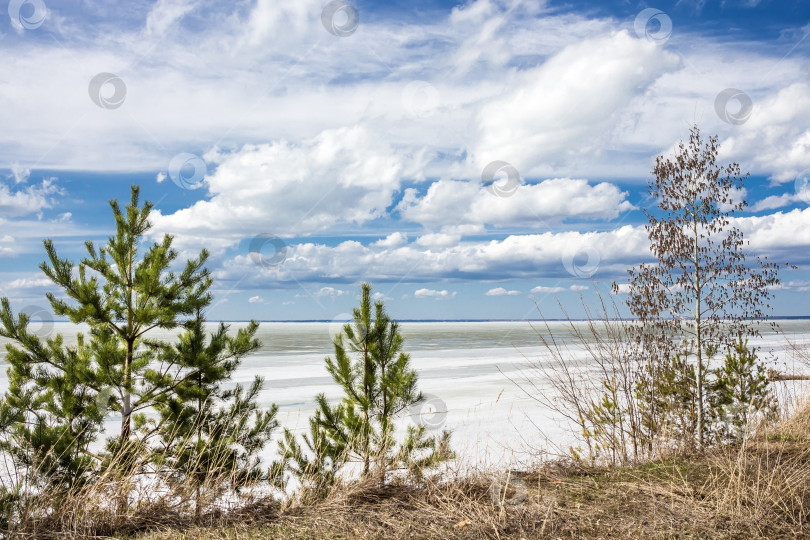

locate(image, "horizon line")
(40, 316), (810, 323)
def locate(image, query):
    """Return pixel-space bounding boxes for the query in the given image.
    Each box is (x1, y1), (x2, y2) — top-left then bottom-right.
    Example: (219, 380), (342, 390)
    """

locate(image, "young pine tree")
(0, 186), (277, 515)
(635, 344), (699, 451)
(36, 186), (212, 448)
(145, 314), (279, 517)
(277, 283), (452, 489)
(708, 338), (776, 444)
(0, 314), (104, 489)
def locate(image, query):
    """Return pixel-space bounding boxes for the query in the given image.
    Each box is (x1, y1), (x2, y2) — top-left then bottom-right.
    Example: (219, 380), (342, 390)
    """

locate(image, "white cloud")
(485, 287), (521, 296)
(733, 207), (810, 252)
(0, 275), (56, 298)
(151, 126), (428, 249)
(10, 164), (30, 184)
(415, 232), (463, 248)
(0, 213), (97, 259)
(313, 287), (347, 298)
(6, 277), (52, 289)
(569, 285), (589, 292)
(719, 187), (748, 213)
(372, 232), (408, 248)
(784, 280), (810, 292)
(0, 235), (14, 257)
(163, 204), (810, 292)
(2, 0), (810, 311)
(0, 178), (60, 218)
(718, 83), (810, 182)
(145, 0), (195, 38)
(414, 288), (456, 299)
(0, 1), (804, 187)
(248, 295), (264, 303)
(531, 285), (567, 294)
(213, 225), (651, 286)
(475, 31), (680, 175)
(398, 177), (634, 228)
(750, 193), (797, 212)
(613, 283), (631, 294)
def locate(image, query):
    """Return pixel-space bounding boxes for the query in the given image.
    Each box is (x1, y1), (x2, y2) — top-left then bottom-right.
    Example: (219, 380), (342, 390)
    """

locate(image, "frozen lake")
(2, 319), (809, 468)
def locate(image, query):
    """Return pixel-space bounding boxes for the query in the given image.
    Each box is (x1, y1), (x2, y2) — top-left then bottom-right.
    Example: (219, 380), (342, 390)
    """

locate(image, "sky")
(1, 0), (809, 322)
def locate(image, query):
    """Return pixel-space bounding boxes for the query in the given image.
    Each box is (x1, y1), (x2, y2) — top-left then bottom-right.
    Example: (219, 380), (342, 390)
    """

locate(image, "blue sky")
(1, 0), (809, 321)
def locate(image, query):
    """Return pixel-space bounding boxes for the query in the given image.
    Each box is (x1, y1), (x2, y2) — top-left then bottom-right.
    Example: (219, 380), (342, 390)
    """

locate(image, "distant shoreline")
(36, 316), (810, 323)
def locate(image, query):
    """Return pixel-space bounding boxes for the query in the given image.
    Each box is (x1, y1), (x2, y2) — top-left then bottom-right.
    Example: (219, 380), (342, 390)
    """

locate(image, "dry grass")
(8, 403), (810, 539)
(129, 408), (810, 540)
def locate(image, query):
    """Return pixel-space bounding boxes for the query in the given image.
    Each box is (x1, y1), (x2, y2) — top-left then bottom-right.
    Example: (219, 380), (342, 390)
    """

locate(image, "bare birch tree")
(615, 125), (788, 446)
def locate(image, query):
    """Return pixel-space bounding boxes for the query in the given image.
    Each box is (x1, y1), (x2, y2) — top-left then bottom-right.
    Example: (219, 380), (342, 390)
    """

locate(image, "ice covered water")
(1, 320), (808, 468)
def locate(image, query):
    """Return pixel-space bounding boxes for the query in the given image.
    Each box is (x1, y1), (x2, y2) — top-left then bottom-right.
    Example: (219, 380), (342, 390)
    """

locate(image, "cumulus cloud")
(613, 283), (631, 294)
(718, 83), (810, 182)
(313, 287), (347, 298)
(151, 126), (428, 249)
(475, 31), (680, 175)
(372, 232), (408, 248)
(531, 285), (567, 294)
(0, 275), (56, 298)
(398, 177), (634, 228)
(248, 295), (264, 303)
(485, 287), (521, 296)
(750, 194), (796, 212)
(6, 277), (52, 289)
(212, 225), (650, 287)
(530, 284), (593, 293)
(733, 207), (810, 257)
(414, 231), (463, 248)
(207, 205), (810, 291)
(414, 288), (456, 299)
(0, 178), (60, 218)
